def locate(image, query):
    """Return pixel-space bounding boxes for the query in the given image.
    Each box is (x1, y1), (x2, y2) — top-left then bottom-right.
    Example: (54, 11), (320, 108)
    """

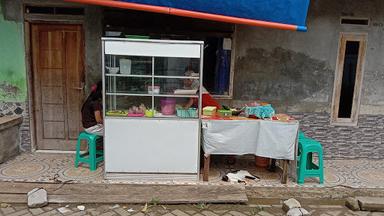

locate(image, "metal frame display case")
(102, 38), (204, 180)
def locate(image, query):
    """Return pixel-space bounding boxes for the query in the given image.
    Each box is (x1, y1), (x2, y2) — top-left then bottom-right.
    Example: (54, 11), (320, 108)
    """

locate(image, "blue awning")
(67, 0), (310, 31)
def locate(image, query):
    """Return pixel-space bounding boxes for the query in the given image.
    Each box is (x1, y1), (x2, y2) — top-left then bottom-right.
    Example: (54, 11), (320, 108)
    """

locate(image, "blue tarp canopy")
(119, 0), (310, 31)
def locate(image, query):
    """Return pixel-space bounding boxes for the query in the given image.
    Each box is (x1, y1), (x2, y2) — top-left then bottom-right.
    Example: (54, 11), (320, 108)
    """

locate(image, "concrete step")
(357, 197), (384, 212)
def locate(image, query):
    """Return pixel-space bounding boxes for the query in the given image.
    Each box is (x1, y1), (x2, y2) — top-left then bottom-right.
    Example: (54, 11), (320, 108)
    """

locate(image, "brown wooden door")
(31, 24), (84, 150)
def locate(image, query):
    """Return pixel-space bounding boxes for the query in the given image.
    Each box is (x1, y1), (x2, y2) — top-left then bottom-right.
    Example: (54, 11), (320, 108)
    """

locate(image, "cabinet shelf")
(105, 74), (199, 79)
(106, 92), (198, 98)
(105, 115), (199, 120)
(106, 74), (151, 78)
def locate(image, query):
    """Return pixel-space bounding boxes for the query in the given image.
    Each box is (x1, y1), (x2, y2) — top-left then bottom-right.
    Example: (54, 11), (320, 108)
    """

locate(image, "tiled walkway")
(0, 203), (380, 216)
(0, 153), (383, 189)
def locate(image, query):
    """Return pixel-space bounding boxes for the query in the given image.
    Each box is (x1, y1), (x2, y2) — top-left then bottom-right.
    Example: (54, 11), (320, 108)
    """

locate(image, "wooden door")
(31, 24), (84, 150)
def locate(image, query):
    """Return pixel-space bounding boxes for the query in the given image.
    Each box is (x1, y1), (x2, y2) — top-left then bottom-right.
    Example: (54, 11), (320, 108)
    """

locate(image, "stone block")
(283, 198), (301, 212)
(0, 116), (22, 163)
(345, 197), (360, 211)
(286, 208), (309, 216)
(357, 197), (384, 212)
(27, 188), (48, 208)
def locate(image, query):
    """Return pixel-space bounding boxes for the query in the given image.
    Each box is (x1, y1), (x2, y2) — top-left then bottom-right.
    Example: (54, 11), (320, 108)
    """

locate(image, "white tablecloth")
(202, 119), (299, 160)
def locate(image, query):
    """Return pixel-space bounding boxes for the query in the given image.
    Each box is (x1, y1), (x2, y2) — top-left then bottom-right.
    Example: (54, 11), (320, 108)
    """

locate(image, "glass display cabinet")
(102, 38), (203, 180)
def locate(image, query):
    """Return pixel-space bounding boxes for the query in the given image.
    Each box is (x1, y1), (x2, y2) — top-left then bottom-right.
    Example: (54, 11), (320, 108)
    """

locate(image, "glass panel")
(338, 41), (359, 118)
(154, 96), (199, 119)
(154, 78), (199, 96)
(154, 57), (200, 76)
(105, 76), (151, 95)
(103, 43), (202, 119)
(105, 95), (151, 117)
(105, 55), (152, 75)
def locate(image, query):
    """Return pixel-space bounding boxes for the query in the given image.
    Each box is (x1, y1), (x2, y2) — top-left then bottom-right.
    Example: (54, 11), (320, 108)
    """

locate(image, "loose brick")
(29, 208), (44, 215)
(171, 209), (189, 216)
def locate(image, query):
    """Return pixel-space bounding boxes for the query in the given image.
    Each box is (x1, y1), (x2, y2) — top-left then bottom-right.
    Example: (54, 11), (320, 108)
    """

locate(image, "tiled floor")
(0, 203), (365, 216)
(0, 204), (366, 216)
(0, 153), (383, 189)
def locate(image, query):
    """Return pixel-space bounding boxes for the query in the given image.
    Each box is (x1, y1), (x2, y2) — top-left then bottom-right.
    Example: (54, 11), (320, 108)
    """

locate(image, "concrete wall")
(232, 0), (384, 115)
(84, 6), (103, 92)
(0, 116), (22, 163)
(230, 0), (384, 159)
(0, 2), (27, 102)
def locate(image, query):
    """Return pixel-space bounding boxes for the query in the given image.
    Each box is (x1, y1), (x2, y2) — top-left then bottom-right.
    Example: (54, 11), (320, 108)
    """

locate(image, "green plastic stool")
(75, 131), (104, 171)
(297, 136), (324, 184)
(298, 131), (306, 140)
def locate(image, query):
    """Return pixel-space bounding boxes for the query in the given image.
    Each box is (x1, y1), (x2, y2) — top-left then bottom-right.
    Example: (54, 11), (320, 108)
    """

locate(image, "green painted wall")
(0, 4), (27, 102)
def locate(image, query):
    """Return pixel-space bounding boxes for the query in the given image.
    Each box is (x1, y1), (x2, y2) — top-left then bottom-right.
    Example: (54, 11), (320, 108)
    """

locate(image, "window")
(25, 6), (84, 15)
(331, 33), (367, 125)
(340, 17), (369, 26)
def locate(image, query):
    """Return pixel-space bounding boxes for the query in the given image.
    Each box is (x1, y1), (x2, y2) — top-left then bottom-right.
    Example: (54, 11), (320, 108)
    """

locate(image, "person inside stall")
(81, 81), (104, 136)
(183, 70), (221, 109)
(182, 71), (237, 165)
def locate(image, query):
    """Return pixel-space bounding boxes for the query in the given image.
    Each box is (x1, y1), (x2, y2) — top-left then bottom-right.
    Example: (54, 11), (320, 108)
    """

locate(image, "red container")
(255, 156), (269, 168)
(160, 98), (176, 115)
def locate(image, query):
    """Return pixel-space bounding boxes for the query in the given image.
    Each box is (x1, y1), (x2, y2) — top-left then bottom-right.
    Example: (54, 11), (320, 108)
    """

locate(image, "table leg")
(203, 154), (210, 182)
(281, 160), (289, 184)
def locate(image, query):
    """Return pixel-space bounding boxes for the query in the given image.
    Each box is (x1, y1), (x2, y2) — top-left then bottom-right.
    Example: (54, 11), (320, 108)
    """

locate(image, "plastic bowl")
(107, 67), (119, 74)
(145, 109), (156, 117)
(148, 86), (160, 94)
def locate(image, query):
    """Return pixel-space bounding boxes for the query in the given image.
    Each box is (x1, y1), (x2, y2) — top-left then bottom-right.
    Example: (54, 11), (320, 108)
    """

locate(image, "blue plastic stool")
(297, 132), (324, 184)
(75, 131), (104, 171)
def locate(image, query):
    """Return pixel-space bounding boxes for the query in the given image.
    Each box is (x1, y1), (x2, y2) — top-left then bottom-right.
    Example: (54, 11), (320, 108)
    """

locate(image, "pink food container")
(160, 98), (176, 115)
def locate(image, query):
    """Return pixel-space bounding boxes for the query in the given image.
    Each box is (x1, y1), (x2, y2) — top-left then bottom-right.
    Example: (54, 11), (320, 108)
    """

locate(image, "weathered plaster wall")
(232, 0), (384, 115)
(229, 0), (384, 159)
(0, 2), (27, 102)
(84, 6), (103, 93)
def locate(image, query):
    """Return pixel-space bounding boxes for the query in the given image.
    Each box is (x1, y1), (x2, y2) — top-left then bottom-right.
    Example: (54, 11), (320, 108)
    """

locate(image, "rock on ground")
(57, 207), (72, 214)
(345, 197), (360, 211)
(287, 208), (310, 216)
(357, 197), (384, 212)
(283, 198), (301, 212)
(77, 205), (86, 211)
(27, 188), (48, 208)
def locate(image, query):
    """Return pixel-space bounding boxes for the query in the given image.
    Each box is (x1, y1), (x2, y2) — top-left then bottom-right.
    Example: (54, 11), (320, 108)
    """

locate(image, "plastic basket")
(176, 108), (198, 118)
(245, 104), (275, 118)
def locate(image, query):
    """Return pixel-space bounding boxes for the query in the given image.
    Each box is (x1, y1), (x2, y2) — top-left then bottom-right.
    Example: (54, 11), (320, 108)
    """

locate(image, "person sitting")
(183, 70), (221, 109)
(81, 81), (103, 136)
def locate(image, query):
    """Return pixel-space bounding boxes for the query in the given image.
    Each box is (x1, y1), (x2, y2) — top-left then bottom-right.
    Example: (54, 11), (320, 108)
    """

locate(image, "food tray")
(176, 108), (198, 118)
(217, 109), (232, 117)
(106, 110), (127, 117)
(127, 113), (145, 117)
(203, 106), (217, 116)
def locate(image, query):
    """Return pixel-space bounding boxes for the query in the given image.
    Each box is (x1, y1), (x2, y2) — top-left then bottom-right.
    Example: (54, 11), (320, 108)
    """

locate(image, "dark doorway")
(338, 41), (359, 118)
